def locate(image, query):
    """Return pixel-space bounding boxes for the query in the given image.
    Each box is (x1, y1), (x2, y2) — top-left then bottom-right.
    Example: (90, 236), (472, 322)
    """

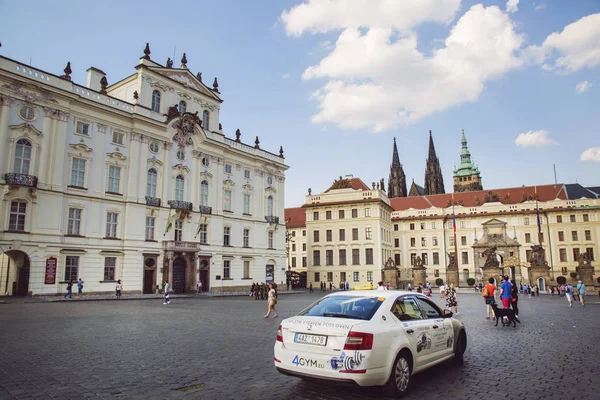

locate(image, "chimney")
(86, 67), (106, 92)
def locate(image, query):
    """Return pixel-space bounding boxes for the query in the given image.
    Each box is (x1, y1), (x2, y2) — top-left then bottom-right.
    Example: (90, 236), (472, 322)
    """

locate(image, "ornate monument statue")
(413, 256), (424, 269)
(447, 253), (457, 269)
(482, 246), (499, 268)
(528, 244), (548, 267)
(578, 252), (592, 267)
(330, 176), (351, 190)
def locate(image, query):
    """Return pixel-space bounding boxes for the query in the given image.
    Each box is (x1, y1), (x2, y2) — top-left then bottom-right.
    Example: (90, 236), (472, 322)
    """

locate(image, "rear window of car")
(298, 295), (384, 321)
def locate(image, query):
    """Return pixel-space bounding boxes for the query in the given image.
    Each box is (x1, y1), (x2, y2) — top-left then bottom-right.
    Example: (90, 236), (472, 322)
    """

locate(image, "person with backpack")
(510, 279), (520, 319)
(576, 280), (586, 306)
(565, 283), (574, 307)
(483, 277), (496, 320)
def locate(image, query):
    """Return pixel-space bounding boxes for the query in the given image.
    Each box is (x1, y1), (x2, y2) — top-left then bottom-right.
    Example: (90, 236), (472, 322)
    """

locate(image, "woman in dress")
(264, 283), (279, 318)
(445, 283), (458, 315)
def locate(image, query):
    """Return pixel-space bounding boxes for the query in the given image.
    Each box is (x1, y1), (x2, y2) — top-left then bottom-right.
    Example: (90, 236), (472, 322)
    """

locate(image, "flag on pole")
(535, 186), (542, 235)
(164, 210), (174, 236)
(195, 215), (208, 238)
(452, 193), (457, 234)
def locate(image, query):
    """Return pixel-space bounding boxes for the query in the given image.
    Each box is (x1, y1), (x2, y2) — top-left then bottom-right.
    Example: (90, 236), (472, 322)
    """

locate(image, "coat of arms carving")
(172, 112), (200, 148)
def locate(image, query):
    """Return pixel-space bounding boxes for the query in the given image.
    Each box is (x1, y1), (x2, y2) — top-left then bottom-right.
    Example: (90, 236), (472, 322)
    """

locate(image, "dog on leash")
(490, 303), (520, 327)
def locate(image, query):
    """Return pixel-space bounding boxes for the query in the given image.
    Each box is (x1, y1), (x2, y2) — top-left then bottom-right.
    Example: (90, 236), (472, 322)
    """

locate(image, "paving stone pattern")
(0, 291), (598, 399)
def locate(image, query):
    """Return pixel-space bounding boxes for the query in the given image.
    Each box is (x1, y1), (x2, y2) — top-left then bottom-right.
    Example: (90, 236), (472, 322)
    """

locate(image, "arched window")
(14, 139), (32, 174)
(267, 195), (274, 217)
(202, 110), (210, 130)
(178, 100), (187, 114)
(147, 168), (157, 197)
(175, 175), (185, 201)
(151, 90), (161, 112)
(200, 180), (209, 206)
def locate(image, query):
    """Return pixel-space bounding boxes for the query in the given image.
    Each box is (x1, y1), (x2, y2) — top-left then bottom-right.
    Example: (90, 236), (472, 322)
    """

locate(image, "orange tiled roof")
(324, 177), (370, 193)
(390, 184), (567, 211)
(285, 207), (305, 229)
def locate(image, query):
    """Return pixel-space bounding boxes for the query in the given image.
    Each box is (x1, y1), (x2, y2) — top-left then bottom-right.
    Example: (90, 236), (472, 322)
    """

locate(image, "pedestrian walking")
(77, 278), (84, 296)
(407, 283), (412, 292)
(65, 280), (73, 299)
(445, 283), (458, 315)
(510, 279), (520, 319)
(565, 283), (574, 307)
(264, 283), (278, 318)
(499, 275), (513, 309)
(115, 280), (122, 299)
(483, 277), (496, 320)
(309, 283), (313, 293)
(576, 280), (586, 306)
(377, 281), (388, 291)
(535, 285), (540, 297)
(346, 282), (349, 291)
(163, 280), (171, 305)
(197, 280), (203, 294)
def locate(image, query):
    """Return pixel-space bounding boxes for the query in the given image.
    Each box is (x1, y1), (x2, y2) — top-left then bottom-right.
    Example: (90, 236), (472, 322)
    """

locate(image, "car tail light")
(343, 331), (373, 350)
(276, 324), (283, 342)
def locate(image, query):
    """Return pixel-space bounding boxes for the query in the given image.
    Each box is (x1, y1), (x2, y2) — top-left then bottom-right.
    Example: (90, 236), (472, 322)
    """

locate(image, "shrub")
(466, 278), (476, 286)
(569, 272), (578, 279)
(556, 276), (566, 285)
(435, 278), (444, 286)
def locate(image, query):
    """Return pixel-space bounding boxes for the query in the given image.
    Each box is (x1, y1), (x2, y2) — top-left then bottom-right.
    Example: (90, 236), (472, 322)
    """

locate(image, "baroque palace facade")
(0, 44), (288, 296)
(286, 142), (599, 289)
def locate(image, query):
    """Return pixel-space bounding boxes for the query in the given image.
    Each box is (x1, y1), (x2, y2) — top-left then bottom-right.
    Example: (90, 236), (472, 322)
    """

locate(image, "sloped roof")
(408, 181), (425, 196)
(565, 184), (599, 199)
(285, 207), (306, 229)
(324, 177), (370, 193)
(391, 184), (567, 211)
(149, 67), (222, 102)
(586, 186), (600, 196)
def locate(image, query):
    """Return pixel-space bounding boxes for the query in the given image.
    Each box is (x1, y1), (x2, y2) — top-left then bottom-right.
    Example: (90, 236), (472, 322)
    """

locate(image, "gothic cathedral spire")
(388, 137), (407, 198)
(423, 130), (445, 195)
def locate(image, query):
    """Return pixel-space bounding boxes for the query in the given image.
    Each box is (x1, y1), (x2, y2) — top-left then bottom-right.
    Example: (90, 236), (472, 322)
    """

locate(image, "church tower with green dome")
(453, 129), (483, 192)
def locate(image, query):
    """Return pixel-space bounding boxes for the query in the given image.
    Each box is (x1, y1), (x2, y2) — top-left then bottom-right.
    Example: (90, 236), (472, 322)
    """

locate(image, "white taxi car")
(274, 291), (466, 397)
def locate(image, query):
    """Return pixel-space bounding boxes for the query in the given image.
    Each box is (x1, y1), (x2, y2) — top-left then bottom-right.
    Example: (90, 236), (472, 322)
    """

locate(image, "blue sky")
(1, 0), (598, 208)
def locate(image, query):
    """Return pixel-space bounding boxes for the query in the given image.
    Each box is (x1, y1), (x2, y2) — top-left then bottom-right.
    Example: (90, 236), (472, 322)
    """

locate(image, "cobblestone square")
(1, 292), (599, 399)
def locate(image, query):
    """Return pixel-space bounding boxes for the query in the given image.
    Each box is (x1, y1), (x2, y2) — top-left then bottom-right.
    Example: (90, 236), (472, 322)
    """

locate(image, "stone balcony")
(145, 196), (161, 207)
(265, 216), (279, 224)
(199, 205), (212, 214)
(5, 173), (38, 188)
(163, 241), (202, 252)
(168, 200), (193, 211)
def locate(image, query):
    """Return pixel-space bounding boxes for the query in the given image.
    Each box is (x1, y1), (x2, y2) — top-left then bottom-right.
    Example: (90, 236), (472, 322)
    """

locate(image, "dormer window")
(202, 110), (210, 130)
(76, 121), (89, 136)
(152, 90), (161, 113)
(178, 101), (186, 114)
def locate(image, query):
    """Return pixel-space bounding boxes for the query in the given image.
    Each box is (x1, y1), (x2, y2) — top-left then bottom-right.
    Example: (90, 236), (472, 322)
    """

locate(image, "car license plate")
(294, 333), (327, 346)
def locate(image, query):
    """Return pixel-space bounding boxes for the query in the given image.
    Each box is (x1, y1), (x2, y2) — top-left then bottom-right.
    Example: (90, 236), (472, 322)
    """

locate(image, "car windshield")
(298, 295), (384, 321)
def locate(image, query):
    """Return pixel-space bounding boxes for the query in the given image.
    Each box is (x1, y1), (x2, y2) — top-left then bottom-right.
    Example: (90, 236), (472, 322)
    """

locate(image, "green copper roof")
(453, 130), (480, 177)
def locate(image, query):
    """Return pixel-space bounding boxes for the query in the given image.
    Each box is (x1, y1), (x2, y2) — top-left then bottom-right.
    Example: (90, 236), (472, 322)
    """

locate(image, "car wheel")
(453, 331), (466, 365)
(384, 351), (412, 398)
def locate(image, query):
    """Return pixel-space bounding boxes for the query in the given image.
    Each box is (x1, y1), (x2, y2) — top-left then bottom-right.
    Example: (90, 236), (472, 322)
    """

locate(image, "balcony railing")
(168, 200), (193, 211)
(199, 205), (212, 214)
(265, 216), (279, 224)
(5, 173), (38, 188)
(163, 241), (201, 252)
(145, 196), (161, 207)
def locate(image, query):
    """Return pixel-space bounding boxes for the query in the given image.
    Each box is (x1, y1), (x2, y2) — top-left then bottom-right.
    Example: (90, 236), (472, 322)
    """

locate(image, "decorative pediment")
(156, 70), (221, 102)
(147, 157), (163, 167)
(199, 171), (213, 180)
(10, 123), (42, 137)
(265, 186), (277, 194)
(481, 218), (507, 227)
(242, 183), (253, 191)
(107, 152), (127, 161)
(69, 143), (93, 153)
(172, 163), (190, 173)
(143, 76), (174, 92)
(178, 92), (192, 100)
(223, 178), (235, 187)
(1, 81), (58, 104)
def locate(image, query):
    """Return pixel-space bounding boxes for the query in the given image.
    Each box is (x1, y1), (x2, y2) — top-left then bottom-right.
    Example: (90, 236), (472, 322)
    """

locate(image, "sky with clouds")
(0, 0), (598, 208)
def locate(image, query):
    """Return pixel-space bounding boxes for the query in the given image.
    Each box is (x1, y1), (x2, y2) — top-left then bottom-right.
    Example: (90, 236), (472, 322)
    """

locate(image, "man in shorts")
(499, 275), (513, 309)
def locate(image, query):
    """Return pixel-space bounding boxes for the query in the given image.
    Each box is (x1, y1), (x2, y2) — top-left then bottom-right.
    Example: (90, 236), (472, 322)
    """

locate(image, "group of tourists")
(481, 276), (519, 319)
(64, 278), (122, 299)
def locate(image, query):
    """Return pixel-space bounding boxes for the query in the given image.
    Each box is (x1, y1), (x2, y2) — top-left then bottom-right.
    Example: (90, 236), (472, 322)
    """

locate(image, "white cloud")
(576, 81), (592, 93)
(282, 73), (290, 79)
(282, 2), (524, 131)
(581, 147), (600, 162)
(515, 130), (558, 147)
(535, 4), (546, 11)
(281, 0), (461, 36)
(506, 0), (519, 14)
(541, 13), (600, 73)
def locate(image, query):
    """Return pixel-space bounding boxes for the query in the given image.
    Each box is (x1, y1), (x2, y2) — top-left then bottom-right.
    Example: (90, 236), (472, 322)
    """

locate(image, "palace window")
(394, 253), (401, 266)
(365, 227), (372, 240)
(267, 196), (274, 217)
(302, 243), (306, 251)
(326, 229), (332, 242)
(570, 215), (576, 223)
(339, 249), (347, 265)
(223, 226), (231, 246)
(353, 272), (359, 282)
(243, 194), (251, 214)
(313, 211), (319, 221)
(64, 256), (79, 282)
(225, 164), (232, 174)
(243, 261), (250, 278)
(13, 139), (32, 174)
(410, 237), (416, 247)
(223, 260), (230, 279)
(106, 212), (118, 238)
(147, 169), (158, 198)
(200, 180), (209, 206)
(149, 141), (160, 153)
(326, 250), (333, 265)
(313, 230), (320, 242)
(432, 236), (438, 246)
(421, 253), (428, 265)
(175, 175), (185, 201)
(351, 209), (358, 218)
(583, 214), (589, 222)
(151, 90), (161, 112)
(326, 210), (332, 220)
(365, 208), (371, 217)
(525, 233), (531, 243)
(394, 224), (398, 231)
(174, 220), (183, 241)
(244, 169), (251, 179)
(67, 208), (82, 236)
(292, 243), (296, 251)
(327, 272), (333, 282)
(394, 238), (399, 248)
(339, 229), (345, 241)
(366, 249), (374, 265)
(573, 248), (580, 261)
(202, 110), (210, 130)
(585, 230), (591, 241)
(461, 236), (467, 246)
(524, 217), (530, 225)
(556, 215), (563, 223)
(111, 131), (125, 145)
(352, 228), (358, 240)
(313, 250), (321, 266)
(198, 224), (208, 244)
(291, 257), (296, 268)
(268, 231), (274, 248)
(223, 190), (232, 211)
(339, 210), (345, 219)
(9, 201), (27, 231)
(178, 101), (186, 114)
(243, 228), (250, 247)
(558, 231), (564, 241)
(461, 252), (469, 264)
(572, 231), (578, 241)
(302, 257), (307, 267)
(421, 237), (427, 246)
(559, 248), (567, 262)
(410, 223), (415, 230)
(104, 257), (116, 281)
(352, 249), (360, 265)
(107, 166), (121, 193)
(433, 252), (440, 265)
(76, 121), (89, 136)
(586, 248), (594, 261)
(145, 216), (155, 240)
(314, 272), (320, 282)
(70, 158), (86, 188)
(367, 271), (373, 282)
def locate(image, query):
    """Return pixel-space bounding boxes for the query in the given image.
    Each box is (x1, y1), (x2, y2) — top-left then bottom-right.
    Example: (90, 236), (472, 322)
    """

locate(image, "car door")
(415, 296), (453, 359)
(389, 295), (433, 369)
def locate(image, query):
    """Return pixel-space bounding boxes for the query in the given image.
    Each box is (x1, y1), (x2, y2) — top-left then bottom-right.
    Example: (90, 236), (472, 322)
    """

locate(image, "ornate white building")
(0, 44), (288, 296)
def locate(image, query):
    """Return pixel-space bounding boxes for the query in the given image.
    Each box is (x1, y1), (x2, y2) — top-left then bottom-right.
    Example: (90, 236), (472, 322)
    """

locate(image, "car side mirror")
(443, 309), (453, 318)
